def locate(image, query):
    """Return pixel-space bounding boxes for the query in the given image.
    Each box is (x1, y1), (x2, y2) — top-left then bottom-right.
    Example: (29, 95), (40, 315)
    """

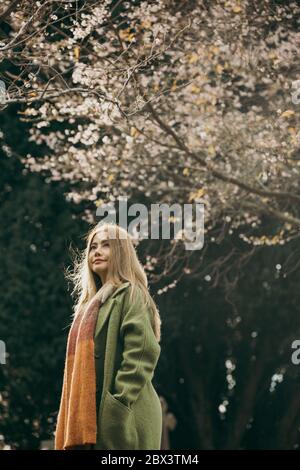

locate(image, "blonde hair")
(65, 222), (162, 342)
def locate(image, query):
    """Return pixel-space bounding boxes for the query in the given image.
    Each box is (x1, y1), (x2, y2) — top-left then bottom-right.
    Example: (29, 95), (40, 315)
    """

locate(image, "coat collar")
(94, 281), (130, 338)
(111, 281), (131, 299)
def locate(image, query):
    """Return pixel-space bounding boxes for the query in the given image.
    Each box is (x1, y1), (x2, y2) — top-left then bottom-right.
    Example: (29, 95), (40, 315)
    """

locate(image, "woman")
(54, 222), (163, 450)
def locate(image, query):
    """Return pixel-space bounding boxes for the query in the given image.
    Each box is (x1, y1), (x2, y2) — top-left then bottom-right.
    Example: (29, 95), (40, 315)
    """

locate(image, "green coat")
(93, 281), (162, 450)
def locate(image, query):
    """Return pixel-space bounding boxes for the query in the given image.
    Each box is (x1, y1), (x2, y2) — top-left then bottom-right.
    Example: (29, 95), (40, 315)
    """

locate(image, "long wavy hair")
(65, 222), (161, 342)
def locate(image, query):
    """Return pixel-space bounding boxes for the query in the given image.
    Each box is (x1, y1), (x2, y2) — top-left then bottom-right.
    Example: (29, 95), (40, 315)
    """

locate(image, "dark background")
(0, 105), (300, 450)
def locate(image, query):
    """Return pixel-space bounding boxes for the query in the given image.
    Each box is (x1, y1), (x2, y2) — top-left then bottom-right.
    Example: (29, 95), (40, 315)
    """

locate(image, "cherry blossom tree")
(1, 0), (300, 285)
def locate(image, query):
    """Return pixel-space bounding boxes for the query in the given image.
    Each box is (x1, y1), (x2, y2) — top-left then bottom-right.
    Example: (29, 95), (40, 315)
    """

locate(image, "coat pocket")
(99, 389), (138, 450)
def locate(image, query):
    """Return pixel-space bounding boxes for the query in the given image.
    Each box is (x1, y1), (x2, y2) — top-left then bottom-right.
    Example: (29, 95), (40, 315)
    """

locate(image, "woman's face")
(88, 230), (111, 281)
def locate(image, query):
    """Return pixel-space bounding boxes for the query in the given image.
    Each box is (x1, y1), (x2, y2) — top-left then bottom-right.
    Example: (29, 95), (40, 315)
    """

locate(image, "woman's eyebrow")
(90, 240), (108, 246)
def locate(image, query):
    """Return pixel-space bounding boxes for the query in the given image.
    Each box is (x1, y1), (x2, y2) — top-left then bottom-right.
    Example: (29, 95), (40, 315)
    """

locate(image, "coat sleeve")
(112, 286), (161, 408)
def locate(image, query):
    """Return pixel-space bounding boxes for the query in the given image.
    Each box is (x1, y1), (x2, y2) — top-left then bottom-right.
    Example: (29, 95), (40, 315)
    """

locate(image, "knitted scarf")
(54, 282), (117, 450)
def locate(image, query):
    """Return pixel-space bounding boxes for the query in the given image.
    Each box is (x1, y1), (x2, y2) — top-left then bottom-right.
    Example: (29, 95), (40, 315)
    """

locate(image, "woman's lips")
(93, 259), (105, 264)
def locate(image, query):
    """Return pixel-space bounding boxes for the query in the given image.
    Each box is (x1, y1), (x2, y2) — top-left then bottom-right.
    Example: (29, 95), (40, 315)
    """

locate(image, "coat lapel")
(94, 281), (130, 338)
